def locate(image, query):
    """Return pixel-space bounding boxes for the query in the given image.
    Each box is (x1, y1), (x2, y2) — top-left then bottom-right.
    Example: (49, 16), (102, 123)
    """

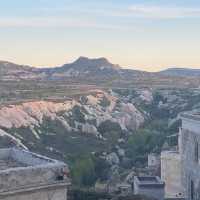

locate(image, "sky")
(0, 0), (200, 71)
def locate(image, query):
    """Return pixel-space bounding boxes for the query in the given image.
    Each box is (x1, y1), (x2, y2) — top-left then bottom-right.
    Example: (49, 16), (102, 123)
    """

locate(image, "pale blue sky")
(0, 0), (200, 71)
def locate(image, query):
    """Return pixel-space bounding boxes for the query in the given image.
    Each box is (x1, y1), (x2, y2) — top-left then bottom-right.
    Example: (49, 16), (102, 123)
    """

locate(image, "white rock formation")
(0, 90), (144, 145)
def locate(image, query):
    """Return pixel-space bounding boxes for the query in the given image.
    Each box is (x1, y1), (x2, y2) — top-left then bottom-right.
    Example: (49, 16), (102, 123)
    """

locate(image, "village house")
(161, 111), (200, 200)
(0, 148), (70, 200)
(179, 112), (200, 200)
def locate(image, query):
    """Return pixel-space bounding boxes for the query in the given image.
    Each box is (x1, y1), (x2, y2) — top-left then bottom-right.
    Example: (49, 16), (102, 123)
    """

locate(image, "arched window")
(195, 141), (199, 163)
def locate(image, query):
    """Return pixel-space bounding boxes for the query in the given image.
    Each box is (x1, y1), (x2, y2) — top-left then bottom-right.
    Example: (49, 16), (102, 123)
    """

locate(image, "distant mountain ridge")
(1, 57), (200, 82)
(159, 68), (200, 77)
(45, 56), (123, 80)
(0, 60), (43, 81)
(0, 57), (150, 81)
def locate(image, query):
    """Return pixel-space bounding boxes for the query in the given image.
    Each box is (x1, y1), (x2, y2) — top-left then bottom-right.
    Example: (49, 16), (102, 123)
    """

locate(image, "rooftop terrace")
(0, 148), (70, 196)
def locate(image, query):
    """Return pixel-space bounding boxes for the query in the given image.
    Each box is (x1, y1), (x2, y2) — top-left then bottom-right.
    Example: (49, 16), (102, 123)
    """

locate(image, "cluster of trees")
(125, 119), (179, 167)
(71, 154), (110, 187)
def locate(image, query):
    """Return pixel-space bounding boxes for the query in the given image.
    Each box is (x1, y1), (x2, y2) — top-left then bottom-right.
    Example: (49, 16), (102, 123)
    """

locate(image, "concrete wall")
(161, 151), (183, 198)
(0, 185), (67, 200)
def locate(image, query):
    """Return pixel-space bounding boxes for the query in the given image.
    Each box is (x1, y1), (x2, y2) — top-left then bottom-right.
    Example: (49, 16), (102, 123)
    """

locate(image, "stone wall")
(180, 116), (200, 200)
(0, 148), (69, 200)
(0, 185), (67, 200)
(180, 129), (200, 200)
(0, 148), (11, 160)
(0, 164), (67, 193)
(0, 148), (68, 193)
(161, 151), (183, 198)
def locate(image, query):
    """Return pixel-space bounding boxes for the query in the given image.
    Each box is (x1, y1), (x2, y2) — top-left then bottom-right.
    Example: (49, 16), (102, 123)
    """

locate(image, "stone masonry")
(0, 148), (70, 200)
(179, 112), (200, 200)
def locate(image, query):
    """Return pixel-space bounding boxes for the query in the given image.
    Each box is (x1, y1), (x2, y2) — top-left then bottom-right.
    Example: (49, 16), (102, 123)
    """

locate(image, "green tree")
(71, 155), (96, 186)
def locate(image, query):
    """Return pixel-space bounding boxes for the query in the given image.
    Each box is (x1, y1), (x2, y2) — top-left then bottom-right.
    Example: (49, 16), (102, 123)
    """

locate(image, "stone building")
(161, 111), (200, 200)
(0, 148), (70, 200)
(179, 112), (200, 200)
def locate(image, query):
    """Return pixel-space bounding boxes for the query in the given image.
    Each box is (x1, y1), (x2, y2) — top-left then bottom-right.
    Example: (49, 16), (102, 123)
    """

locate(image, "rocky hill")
(0, 57), (147, 81)
(46, 57), (122, 80)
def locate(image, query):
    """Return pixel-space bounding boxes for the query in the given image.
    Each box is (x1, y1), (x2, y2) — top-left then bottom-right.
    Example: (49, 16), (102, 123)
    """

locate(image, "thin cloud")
(39, 4), (200, 20)
(0, 17), (124, 30)
(128, 5), (200, 19)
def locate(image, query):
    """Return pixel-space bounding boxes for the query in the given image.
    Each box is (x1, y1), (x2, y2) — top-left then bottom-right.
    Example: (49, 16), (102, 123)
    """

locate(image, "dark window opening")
(191, 180), (194, 200)
(56, 175), (64, 181)
(195, 142), (199, 163)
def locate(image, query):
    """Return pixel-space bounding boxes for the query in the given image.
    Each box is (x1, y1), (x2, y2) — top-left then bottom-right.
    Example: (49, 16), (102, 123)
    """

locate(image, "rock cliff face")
(0, 90), (144, 149)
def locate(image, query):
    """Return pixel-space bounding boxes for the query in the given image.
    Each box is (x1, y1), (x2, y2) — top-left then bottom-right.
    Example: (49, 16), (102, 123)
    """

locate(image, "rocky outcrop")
(0, 90), (144, 148)
(0, 101), (77, 129)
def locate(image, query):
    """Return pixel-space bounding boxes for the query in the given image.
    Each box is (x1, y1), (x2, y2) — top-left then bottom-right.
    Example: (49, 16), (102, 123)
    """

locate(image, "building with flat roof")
(134, 176), (165, 200)
(179, 112), (200, 200)
(161, 111), (200, 200)
(0, 148), (70, 200)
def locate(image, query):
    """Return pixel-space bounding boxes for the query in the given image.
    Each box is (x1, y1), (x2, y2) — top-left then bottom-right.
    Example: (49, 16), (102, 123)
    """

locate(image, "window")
(195, 141), (199, 163)
(191, 180), (194, 200)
